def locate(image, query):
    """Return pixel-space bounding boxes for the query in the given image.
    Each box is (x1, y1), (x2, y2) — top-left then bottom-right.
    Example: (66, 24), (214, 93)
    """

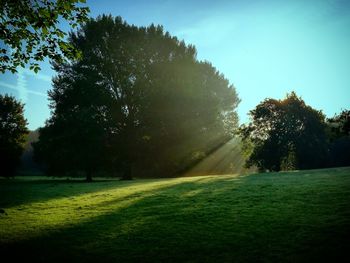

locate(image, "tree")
(327, 110), (350, 139)
(240, 92), (328, 172)
(0, 94), (28, 177)
(0, 0), (89, 73)
(327, 110), (350, 167)
(34, 15), (240, 180)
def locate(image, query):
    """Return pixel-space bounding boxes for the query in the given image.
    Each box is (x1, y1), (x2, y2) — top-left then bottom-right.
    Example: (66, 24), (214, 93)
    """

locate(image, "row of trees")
(1, 1), (348, 179)
(2, 90), (348, 178)
(1, 89), (349, 178)
(240, 92), (350, 172)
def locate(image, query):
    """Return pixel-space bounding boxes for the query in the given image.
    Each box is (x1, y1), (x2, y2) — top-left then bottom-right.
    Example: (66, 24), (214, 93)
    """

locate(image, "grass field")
(1, 167), (350, 262)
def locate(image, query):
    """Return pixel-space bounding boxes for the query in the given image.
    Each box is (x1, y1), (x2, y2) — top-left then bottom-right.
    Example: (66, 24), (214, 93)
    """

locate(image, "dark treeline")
(1, 9), (349, 180)
(32, 15), (240, 180)
(240, 92), (350, 172)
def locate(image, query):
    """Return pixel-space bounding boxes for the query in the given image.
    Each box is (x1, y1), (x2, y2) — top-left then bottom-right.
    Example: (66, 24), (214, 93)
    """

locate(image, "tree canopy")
(240, 92), (328, 172)
(0, 0), (89, 73)
(327, 109), (350, 139)
(0, 94), (28, 177)
(327, 109), (350, 167)
(34, 15), (240, 180)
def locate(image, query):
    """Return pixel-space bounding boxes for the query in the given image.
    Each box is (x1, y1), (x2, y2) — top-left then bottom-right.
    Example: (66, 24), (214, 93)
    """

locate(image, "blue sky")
(0, 0), (349, 130)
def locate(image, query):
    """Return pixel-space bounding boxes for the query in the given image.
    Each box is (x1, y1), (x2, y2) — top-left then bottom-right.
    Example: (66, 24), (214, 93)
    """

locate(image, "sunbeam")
(185, 137), (255, 176)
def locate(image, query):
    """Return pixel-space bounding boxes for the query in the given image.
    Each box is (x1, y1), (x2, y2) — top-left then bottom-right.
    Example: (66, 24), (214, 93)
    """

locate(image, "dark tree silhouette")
(33, 63), (112, 181)
(34, 15), (240, 180)
(0, 0), (89, 73)
(327, 109), (350, 167)
(328, 110), (350, 138)
(240, 92), (328, 172)
(0, 94), (28, 177)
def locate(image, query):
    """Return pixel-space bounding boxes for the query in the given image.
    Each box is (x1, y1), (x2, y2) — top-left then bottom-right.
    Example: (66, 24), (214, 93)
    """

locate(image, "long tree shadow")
(1, 172), (349, 263)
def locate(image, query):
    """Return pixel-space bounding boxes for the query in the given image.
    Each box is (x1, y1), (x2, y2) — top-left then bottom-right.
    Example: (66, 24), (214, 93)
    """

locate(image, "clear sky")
(0, 0), (349, 130)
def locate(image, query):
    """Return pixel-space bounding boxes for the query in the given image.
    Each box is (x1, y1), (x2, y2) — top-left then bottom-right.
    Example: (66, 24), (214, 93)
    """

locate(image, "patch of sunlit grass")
(0, 176), (208, 242)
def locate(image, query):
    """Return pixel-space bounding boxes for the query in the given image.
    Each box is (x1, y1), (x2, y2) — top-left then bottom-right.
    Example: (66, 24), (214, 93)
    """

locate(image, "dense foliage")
(240, 92), (328, 171)
(0, 0), (89, 73)
(327, 110), (350, 167)
(34, 15), (240, 180)
(0, 94), (28, 177)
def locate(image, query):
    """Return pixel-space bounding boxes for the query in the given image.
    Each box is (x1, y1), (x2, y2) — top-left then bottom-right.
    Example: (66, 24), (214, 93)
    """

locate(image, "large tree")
(240, 92), (328, 172)
(34, 15), (240, 180)
(0, 0), (89, 73)
(0, 94), (28, 177)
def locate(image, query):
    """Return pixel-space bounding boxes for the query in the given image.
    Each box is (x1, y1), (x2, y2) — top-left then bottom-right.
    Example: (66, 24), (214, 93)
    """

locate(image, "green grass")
(1, 167), (350, 262)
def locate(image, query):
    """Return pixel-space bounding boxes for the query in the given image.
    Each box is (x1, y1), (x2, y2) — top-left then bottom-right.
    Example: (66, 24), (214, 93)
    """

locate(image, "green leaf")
(42, 27), (48, 35)
(34, 66), (40, 73)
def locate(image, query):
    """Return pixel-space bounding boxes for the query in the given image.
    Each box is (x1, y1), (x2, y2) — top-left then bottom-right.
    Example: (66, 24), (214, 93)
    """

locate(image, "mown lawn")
(1, 167), (350, 262)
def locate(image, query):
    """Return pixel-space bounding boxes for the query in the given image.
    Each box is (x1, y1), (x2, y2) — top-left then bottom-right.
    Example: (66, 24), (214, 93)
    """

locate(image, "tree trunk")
(121, 165), (132, 180)
(86, 169), (93, 182)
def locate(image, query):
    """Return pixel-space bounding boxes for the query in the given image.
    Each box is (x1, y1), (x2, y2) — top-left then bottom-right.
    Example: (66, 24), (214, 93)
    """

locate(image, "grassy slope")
(0, 168), (350, 262)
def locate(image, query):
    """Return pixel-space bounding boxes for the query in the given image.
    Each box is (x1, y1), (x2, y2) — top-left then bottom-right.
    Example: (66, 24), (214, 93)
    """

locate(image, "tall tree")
(34, 15), (240, 180)
(240, 92), (328, 171)
(0, 94), (28, 177)
(0, 0), (89, 73)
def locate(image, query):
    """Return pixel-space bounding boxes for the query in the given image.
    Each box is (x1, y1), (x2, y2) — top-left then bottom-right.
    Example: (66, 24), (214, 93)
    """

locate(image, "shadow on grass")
(1, 170), (350, 263)
(0, 177), (172, 208)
